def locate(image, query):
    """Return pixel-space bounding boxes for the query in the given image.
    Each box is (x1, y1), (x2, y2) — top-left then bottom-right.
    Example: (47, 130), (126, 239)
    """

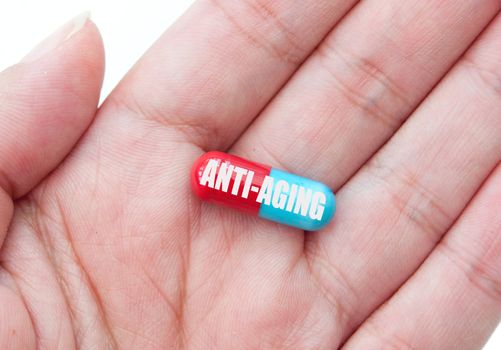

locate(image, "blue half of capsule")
(258, 168), (336, 231)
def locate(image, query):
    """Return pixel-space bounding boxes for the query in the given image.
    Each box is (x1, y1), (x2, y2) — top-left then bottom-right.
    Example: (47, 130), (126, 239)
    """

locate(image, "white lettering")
(272, 180), (289, 209)
(215, 162), (234, 192)
(286, 184), (298, 212)
(241, 171), (255, 199)
(231, 167), (248, 196)
(309, 192), (326, 220)
(294, 187), (312, 217)
(200, 159), (218, 188)
(203, 162), (328, 221)
(256, 176), (274, 205)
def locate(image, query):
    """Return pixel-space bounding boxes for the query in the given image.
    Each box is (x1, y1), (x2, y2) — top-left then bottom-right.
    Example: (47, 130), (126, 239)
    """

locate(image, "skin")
(0, 0), (501, 349)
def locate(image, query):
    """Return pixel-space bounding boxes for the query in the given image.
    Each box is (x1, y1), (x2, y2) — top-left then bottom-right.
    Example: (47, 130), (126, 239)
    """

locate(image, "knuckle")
(107, 92), (221, 151)
(440, 239), (501, 302)
(317, 42), (412, 129)
(365, 158), (453, 244)
(210, 0), (307, 64)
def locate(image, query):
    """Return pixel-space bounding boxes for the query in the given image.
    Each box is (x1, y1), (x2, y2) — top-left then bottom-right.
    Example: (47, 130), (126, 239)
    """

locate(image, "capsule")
(191, 152), (336, 231)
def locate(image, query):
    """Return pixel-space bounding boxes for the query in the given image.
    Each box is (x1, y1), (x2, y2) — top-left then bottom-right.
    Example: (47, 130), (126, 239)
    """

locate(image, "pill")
(191, 151), (336, 231)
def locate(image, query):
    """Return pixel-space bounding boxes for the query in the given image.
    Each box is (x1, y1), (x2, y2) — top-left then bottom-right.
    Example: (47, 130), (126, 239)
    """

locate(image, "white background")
(0, 1), (499, 348)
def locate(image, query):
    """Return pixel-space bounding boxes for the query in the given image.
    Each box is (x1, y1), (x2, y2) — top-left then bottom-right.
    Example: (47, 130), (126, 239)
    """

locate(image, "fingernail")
(21, 12), (91, 63)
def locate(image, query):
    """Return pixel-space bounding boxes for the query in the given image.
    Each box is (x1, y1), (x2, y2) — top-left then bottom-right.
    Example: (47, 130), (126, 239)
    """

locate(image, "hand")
(1, 2), (500, 349)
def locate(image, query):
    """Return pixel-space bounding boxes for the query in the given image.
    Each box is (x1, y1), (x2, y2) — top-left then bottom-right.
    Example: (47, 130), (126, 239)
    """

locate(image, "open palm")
(1, 1), (501, 349)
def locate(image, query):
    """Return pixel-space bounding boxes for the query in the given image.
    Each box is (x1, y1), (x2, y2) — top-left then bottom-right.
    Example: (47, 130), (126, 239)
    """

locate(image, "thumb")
(0, 12), (104, 245)
(0, 12), (104, 348)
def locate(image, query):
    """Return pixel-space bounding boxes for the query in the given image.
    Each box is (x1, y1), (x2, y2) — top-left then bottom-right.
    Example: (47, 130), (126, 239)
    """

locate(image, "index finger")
(102, 0), (361, 151)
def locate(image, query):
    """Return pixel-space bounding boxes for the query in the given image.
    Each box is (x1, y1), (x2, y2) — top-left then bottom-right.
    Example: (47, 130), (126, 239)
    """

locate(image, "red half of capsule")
(191, 151), (271, 215)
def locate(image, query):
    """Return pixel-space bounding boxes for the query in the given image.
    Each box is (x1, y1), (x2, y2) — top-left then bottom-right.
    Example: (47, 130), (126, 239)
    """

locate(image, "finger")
(232, 0), (501, 189)
(306, 12), (501, 343)
(0, 14), (104, 349)
(344, 163), (501, 350)
(0, 12), (104, 198)
(104, 0), (361, 151)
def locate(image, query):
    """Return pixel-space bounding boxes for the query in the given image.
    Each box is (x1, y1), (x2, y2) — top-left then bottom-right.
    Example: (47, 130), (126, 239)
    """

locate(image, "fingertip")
(0, 14), (106, 197)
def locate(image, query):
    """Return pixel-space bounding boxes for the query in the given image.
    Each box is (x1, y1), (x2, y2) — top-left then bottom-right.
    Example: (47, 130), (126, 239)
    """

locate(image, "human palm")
(1, 1), (501, 349)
